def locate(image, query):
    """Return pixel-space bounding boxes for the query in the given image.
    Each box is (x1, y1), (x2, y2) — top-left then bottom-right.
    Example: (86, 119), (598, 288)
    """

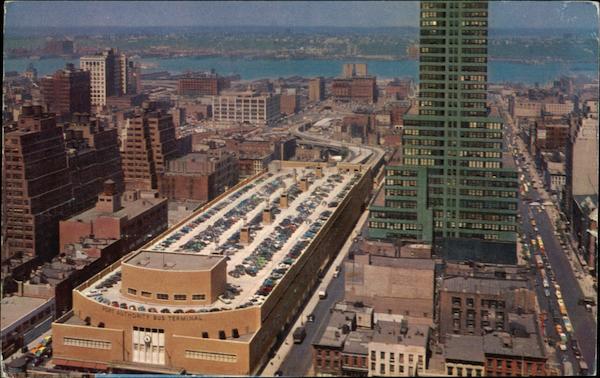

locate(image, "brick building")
(312, 308), (357, 376)
(177, 75), (228, 96)
(534, 116), (570, 152)
(238, 153), (272, 178)
(345, 241), (435, 321)
(279, 90), (298, 115)
(63, 113), (124, 213)
(384, 79), (412, 100)
(2, 105), (73, 264)
(16, 238), (122, 318)
(40, 64), (91, 120)
(331, 77), (377, 103)
(121, 103), (179, 191)
(439, 276), (535, 338)
(159, 151), (239, 203)
(59, 180), (168, 255)
(309, 77), (325, 102)
(341, 329), (371, 376)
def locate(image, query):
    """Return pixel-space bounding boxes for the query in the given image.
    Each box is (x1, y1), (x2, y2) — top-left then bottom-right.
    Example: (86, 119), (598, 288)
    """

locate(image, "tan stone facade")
(52, 161), (373, 375)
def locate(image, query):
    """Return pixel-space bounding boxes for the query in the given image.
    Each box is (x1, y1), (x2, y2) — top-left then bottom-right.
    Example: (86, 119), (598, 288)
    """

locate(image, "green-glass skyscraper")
(368, 0), (519, 263)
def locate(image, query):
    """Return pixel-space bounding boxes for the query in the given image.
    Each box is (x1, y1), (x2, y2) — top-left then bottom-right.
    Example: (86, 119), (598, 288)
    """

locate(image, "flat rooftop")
(69, 195), (165, 223)
(124, 250), (224, 271)
(442, 276), (528, 296)
(78, 164), (364, 313)
(1, 296), (52, 332)
(444, 334), (485, 363)
(371, 321), (429, 348)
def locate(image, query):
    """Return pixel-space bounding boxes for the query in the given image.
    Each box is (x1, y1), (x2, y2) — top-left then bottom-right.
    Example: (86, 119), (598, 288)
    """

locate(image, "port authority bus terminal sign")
(101, 306), (212, 321)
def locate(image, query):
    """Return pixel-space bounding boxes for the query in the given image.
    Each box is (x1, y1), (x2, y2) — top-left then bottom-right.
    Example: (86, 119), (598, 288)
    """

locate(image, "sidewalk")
(261, 210), (370, 376)
(504, 108), (597, 318)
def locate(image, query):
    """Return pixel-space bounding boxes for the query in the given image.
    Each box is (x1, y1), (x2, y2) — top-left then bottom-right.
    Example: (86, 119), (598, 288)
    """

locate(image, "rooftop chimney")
(240, 226), (251, 245)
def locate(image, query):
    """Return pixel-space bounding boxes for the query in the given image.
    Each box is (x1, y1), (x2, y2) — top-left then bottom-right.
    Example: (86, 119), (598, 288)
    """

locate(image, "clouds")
(4, 1), (598, 29)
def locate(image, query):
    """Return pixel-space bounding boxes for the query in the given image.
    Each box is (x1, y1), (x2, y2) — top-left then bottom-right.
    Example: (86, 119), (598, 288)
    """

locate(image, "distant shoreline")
(4, 54), (598, 66)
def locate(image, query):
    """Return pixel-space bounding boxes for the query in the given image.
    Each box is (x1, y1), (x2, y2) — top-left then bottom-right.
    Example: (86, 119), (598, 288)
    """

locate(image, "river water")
(4, 56), (597, 85)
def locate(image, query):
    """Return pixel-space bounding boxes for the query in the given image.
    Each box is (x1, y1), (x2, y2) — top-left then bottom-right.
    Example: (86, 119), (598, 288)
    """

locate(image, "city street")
(261, 210), (369, 377)
(500, 101), (597, 374)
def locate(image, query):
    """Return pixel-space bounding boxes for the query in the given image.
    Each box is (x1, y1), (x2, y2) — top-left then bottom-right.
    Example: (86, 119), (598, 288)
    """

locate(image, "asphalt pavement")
(501, 103), (597, 375)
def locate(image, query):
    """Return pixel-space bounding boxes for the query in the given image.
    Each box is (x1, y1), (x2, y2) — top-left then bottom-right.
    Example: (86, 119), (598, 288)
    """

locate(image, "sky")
(4, 1), (599, 29)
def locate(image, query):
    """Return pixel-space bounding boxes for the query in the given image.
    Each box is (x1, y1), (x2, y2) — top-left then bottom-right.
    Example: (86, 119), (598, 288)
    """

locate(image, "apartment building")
(80, 48), (128, 108)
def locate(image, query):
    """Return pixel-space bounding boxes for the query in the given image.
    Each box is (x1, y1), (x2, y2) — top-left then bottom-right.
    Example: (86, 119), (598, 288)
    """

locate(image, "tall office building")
(40, 64), (91, 119)
(368, 0), (518, 263)
(63, 113), (125, 213)
(2, 105), (73, 264)
(80, 48), (128, 108)
(121, 102), (179, 191)
(309, 77), (325, 102)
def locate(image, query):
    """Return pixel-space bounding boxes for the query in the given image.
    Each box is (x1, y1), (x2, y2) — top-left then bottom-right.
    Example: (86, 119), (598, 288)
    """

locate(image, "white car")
(558, 343), (567, 351)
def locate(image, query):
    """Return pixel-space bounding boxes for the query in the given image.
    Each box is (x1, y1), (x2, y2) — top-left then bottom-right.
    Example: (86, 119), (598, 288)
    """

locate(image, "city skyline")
(1, 0), (597, 376)
(4, 1), (599, 29)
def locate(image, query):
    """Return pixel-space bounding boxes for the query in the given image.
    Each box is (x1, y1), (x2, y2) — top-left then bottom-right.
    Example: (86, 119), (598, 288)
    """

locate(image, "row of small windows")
(185, 350), (237, 363)
(386, 179), (418, 187)
(386, 169), (418, 177)
(460, 189), (517, 198)
(127, 288), (205, 301)
(369, 221), (421, 231)
(370, 211), (417, 221)
(404, 158), (440, 166)
(64, 337), (111, 350)
(461, 201), (518, 211)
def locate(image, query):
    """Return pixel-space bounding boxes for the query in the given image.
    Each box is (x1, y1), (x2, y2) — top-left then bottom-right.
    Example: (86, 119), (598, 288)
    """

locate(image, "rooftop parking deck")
(78, 165), (365, 314)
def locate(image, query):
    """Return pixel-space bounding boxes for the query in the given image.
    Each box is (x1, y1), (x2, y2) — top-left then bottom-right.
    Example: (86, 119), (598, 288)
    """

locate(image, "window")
(380, 363), (385, 374)
(156, 293), (168, 300)
(174, 294), (187, 301)
(128, 288), (137, 295)
(141, 291), (151, 297)
(192, 294), (206, 300)
(390, 364), (395, 373)
(64, 337), (111, 350)
(185, 350), (237, 363)
(380, 351), (385, 359)
(371, 351), (376, 360)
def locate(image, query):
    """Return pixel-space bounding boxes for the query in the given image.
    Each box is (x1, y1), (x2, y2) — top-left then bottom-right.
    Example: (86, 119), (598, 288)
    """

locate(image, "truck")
(293, 326), (306, 344)
(535, 255), (544, 269)
(559, 302), (568, 316)
(333, 265), (341, 278)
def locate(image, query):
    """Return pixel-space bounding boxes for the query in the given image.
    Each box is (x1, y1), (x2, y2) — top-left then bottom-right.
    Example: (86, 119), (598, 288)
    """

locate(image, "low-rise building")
(331, 77), (378, 104)
(238, 153), (272, 178)
(59, 180), (168, 255)
(439, 276), (534, 338)
(1, 296), (55, 356)
(159, 151), (239, 203)
(444, 334), (485, 377)
(345, 240), (435, 322)
(341, 329), (372, 376)
(367, 321), (429, 377)
(312, 308), (357, 376)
